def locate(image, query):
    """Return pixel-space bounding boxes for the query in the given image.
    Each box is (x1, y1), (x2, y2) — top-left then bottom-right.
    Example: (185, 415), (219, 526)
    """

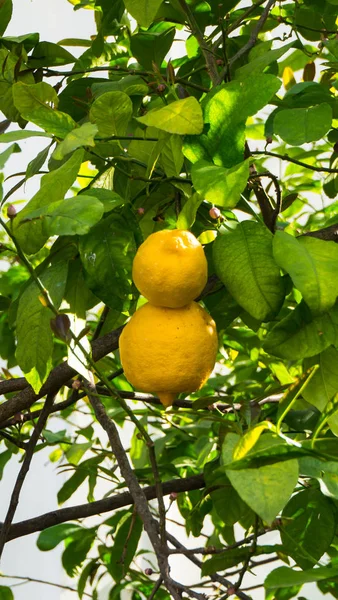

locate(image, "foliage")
(1, 0), (338, 599)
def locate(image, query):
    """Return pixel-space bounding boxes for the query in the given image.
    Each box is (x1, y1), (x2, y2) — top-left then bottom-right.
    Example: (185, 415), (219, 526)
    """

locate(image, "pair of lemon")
(119, 230), (218, 407)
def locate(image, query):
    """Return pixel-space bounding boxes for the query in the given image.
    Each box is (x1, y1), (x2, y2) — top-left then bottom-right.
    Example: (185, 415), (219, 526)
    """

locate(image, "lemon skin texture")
(132, 229), (208, 308)
(119, 301), (218, 408)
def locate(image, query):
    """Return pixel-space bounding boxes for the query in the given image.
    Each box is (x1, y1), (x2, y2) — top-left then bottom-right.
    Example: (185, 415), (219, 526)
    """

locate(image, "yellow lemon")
(119, 301), (218, 408)
(132, 229), (208, 308)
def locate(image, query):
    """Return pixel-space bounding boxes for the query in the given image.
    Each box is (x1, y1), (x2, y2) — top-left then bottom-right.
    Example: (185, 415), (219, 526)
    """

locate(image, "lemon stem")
(157, 392), (176, 408)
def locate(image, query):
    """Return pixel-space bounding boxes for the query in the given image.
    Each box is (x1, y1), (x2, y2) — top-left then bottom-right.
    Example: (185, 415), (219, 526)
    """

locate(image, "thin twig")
(234, 517), (259, 592)
(0, 573), (92, 598)
(0, 393), (55, 558)
(251, 150), (338, 174)
(86, 384), (180, 600)
(217, 0), (276, 83)
(148, 577), (163, 600)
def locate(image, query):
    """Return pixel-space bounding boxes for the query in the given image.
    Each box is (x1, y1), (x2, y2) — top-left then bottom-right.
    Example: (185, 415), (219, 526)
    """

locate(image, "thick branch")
(5, 473), (204, 542)
(300, 224), (338, 243)
(0, 326), (123, 426)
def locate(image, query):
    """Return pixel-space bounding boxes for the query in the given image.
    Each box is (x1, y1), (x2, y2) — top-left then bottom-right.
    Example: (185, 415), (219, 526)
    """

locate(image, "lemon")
(119, 301), (218, 407)
(132, 229), (208, 308)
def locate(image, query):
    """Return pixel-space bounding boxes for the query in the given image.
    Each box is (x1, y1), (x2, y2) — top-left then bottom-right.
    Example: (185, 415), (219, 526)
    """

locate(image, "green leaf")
(0, 587), (13, 600)
(177, 193), (203, 229)
(64, 258), (99, 319)
(223, 433), (298, 525)
(265, 566), (338, 589)
(12, 81), (76, 136)
(52, 123), (98, 161)
(303, 346), (338, 411)
(235, 41), (295, 79)
(26, 144), (50, 180)
(184, 74), (281, 168)
(202, 544), (279, 577)
(263, 301), (338, 360)
(109, 513), (143, 582)
(37, 523), (82, 551)
(15, 261), (68, 393)
(191, 159), (250, 208)
(0, 0), (12, 37)
(130, 27), (175, 71)
(137, 97), (203, 135)
(78, 560), (98, 599)
(89, 91), (132, 138)
(13, 81), (59, 117)
(160, 134), (184, 177)
(204, 461), (250, 526)
(233, 422), (275, 461)
(14, 148), (84, 254)
(299, 457), (338, 499)
(281, 488), (335, 570)
(79, 209), (138, 311)
(0, 142), (20, 168)
(123, 0), (163, 27)
(23, 195), (104, 237)
(57, 456), (103, 505)
(84, 188), (125, 213)
(213, 222), (285, 321)
(28, 41), (75, 67)
(62, 529), (96, 577)
(0, 450), (12, 480)
(0, 130), (52, 142)
(273, 232), (338, 316)
(274, 104), (332, 146)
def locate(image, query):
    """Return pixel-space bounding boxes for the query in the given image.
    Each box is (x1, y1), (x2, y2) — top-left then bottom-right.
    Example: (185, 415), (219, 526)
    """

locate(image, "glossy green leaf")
(264, 301), (338, 360)
(26, 144), (50, 180)
(213, 222), (285, 321)
(130, 27), (175, 72)
(273, 232), (338, 315)
(184, 74), (281, 168)
(0, 0), (12, 36)
(62, 529), (96, 577)
(12, 81), (59, 117)
(79, 209), (138, 310)
(281, 488), (335, 569)
(177, 193), (203, 229)
(0, 587), (13, 600)
(274, 104), (332, 146)
(52, 123), (98, 160)
(37, 523), (83, 551)
(299, 457), (338, 499)
(303, 346), (338, 411)
(191, 159), (250, 207)
(57, 456), (104, 505)
(123, 0), (163, 28)
(28, 41), (75, 67)
(0, 142), (20, 168)
(89, 91), (132, 138)
(137, 97), (203, 135)
(160, 134), (184, 177)
(265, 566), (338, 589)
(64, 258), (98, 319)
(84, 188), (125, 213)
(109, 513), (142, 582)
(23, 195), (104, 237)
(15, 261), (68, 393)
(0, 130), (52, 142)
(236, 41), (295, 79)
(14, 149), (84, 254)
(223, 433), (298, 525)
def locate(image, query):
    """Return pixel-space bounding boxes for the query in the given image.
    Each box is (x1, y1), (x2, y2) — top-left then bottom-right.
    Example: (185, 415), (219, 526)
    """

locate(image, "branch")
(0, 573), (92, 598)
(0, 326), (123, 426)
(177, 0), (219, 86)
(5, 473), (204, 542)
(249, 171), (281, 231)
(86, 386), (181, 600)
(165, 532), (253, 600)
(217, 0), (276, 83)
(0, 393), (55, 558)
(251, 150), (338, 174)
(300, 224), (338, 243)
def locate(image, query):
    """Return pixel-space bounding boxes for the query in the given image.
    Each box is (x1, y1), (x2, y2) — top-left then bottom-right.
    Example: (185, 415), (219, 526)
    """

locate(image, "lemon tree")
(1, 1), (338, 599)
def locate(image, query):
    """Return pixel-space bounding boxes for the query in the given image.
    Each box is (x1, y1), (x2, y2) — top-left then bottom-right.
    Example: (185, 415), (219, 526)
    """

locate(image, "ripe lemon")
(132, 229), (208, 308)
(119, 301), (218, 408)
